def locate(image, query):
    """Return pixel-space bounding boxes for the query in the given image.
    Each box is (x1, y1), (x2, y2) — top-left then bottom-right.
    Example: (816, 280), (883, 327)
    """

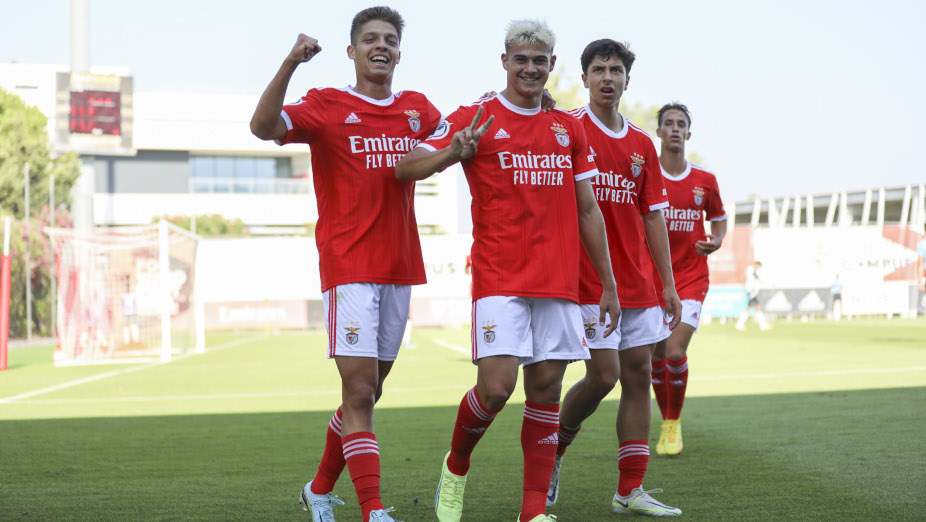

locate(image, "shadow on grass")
(1, 387), (924, 521)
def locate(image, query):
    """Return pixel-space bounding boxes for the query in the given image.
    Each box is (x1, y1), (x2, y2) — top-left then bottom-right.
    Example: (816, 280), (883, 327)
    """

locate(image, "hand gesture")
(694, 234), (722, 256)
(598, 287), (621, 338)
(289, 33), (322, 64)
(451, 106), (494, 160)
(662, 286), (682, 330)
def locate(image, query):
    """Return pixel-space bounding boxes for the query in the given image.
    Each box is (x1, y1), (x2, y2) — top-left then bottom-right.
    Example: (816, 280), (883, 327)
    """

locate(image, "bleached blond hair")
(504, 19), (556, 52)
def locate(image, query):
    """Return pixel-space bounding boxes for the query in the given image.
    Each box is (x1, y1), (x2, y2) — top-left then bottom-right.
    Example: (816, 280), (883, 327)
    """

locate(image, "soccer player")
(735, 261), (769, 330)
(546, 40), (683, 517)
(249, 7), (441, 522)
(648, 102), (727, 457)
(396, 20), (620, 522)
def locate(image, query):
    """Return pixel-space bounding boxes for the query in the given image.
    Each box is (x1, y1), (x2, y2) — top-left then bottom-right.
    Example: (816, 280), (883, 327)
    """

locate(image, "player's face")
(348, 20), (401, 81)
(656, 109), (691, 153)
(582, 56), (628, 108)
(502, 44), (555, 99)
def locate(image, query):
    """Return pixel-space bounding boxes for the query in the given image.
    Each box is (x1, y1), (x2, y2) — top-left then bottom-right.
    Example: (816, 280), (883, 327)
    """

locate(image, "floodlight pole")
(24, 164), (32, 342)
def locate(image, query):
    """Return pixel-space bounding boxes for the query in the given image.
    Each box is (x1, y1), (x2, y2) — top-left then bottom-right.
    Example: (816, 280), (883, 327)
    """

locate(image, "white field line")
(0, 336), (264, 404)
(6, 384), (469, 405)
(431, 338), (471, 356)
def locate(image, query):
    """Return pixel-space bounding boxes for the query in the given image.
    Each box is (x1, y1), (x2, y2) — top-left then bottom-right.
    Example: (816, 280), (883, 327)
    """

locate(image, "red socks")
(520, 402), (560, 521)
(666, 356), (689, 420)
(651, 357), (669, 420)
(343, 432), (383, 521)
(556, 424), (581, 457)
(617, 440), (650, 496)
(447, 387), (502, 476)
(310, 407), (346, 495)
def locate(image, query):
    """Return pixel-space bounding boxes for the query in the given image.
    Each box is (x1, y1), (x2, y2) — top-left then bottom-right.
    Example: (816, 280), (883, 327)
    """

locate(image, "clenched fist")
(289, 33), (322, 63)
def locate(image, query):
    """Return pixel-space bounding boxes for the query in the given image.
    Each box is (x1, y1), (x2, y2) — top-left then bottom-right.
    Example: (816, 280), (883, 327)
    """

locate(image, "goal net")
(46, 221), (203, 365)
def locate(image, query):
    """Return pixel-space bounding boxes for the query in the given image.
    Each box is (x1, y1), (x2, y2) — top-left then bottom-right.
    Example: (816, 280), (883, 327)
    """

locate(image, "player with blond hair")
(397, 19), (619, 522)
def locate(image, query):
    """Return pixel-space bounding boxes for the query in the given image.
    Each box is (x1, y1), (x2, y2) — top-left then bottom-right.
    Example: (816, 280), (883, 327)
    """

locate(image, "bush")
(156, 214), (248, 237)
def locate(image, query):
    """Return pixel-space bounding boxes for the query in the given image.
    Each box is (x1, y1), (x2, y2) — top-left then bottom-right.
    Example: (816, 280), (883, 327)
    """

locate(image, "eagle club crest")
(583, 318), (597, 340)
(551, 124), (570, 147)
(482, 322), (497, 343)
(630, 153), (645, 178)
(693, 187), (705, 206)
(405, 110), (421, 133)
(344, 322), (360, 345)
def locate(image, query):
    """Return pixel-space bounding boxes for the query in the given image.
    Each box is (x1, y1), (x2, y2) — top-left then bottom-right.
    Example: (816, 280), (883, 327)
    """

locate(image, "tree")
(0, 89), (82, 338)
(0, 88), (81, 217)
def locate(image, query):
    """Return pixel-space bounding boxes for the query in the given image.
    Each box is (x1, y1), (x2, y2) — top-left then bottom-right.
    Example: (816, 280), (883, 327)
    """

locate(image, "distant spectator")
(736, 261), (770, 330)
(831, 274), (843, 321)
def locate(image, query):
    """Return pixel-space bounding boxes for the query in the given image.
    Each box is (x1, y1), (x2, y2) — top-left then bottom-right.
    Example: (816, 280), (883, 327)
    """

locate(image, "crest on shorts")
(551, 124), (570, 147)
(583, 318), (597, 340)
(693, 187), (705, 206)
(482, 322), (497, 343)
(630, 153), (645, 178)
(344, 322), (360, 345)
(405, 110), (421, 133)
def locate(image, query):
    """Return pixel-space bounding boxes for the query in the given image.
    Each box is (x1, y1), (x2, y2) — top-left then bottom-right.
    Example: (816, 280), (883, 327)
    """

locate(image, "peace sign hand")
(451, 106), (494, 160)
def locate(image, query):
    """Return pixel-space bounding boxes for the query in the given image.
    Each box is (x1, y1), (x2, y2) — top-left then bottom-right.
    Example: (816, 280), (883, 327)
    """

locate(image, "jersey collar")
(497, 93), (541, 116)
(343, 86), (397, 106)
(584, 105), (629, 139)
(660, 161), (692, 181)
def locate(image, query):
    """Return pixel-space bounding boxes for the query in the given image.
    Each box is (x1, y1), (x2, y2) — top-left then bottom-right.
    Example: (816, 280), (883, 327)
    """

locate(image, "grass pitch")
(1, 319), (924, 520)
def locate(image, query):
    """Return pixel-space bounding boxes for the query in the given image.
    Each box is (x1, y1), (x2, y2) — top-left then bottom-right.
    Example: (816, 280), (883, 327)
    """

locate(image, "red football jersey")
(420, 94), (598, 302)
(278, 87), (441, 292)
(571, 107), (669, 309)
(657, 162), (726, 302)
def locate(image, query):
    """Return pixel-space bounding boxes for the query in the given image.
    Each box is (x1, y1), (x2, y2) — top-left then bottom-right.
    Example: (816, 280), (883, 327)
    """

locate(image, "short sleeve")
(570, 119), (598, 182)
(423, 97), (443, 135)
(276, 89), (327, 145)
(418, 105), (478, 152)
(638, 139), (669, 214)
(706, 173), (727, 221)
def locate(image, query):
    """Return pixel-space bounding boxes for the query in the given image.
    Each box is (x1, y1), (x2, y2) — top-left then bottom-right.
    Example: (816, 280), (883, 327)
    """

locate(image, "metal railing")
(189, 177), (313, 195)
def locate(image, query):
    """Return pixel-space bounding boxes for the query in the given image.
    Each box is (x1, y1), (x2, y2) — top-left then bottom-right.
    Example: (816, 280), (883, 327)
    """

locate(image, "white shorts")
(322, 283), (411, 361)
(679, 299), (703, 332)
(580, 304), (670, 351)
(472, 296), (589, 366)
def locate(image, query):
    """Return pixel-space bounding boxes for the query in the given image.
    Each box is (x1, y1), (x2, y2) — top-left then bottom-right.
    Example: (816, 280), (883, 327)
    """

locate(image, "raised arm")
(642, 210), (681, 329)
(395, 106), (494, 181)
(250, 34), (322, 141)
(575, 179), (620, 337)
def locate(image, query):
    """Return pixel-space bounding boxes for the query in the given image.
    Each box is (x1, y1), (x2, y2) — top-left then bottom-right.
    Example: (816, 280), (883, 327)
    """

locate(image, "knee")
(342, 381), (377, 413)
(481, 382), (515, 411)
(587, 370), (618, 399)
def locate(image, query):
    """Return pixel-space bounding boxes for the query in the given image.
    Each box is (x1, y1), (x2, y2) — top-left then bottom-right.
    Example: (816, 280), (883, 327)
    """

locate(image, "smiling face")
(582, 55), (629, 109)
(502, 43), (555, 101)
(656, 108), (691, 154)
(348, 19), (401, 84)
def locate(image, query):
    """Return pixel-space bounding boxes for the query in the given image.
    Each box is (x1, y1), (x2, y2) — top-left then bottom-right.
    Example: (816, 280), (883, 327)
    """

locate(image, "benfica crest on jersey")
(482, 322), (497, 343)
(405, 110), (421, 132)
(551, 124), (570, 147)
(693, 187), (705, 206)
(344, 324), (360, 345)
(630, 153), (645, 178)
(583, 319), (597, 340)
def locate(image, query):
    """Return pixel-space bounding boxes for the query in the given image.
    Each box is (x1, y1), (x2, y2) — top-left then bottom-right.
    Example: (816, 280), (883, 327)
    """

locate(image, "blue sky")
(2, 0), (924, 201)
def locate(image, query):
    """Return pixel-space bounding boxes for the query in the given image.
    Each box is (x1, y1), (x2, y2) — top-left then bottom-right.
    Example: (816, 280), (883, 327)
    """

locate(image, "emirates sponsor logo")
(348, 134), (421, 153)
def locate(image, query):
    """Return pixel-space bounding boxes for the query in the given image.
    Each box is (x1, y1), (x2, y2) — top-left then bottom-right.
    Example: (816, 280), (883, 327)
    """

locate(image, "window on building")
(190, 156), (297, 193)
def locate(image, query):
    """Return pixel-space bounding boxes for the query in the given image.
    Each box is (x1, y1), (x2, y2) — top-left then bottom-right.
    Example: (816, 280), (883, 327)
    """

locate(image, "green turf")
(0, 319), (924, 520)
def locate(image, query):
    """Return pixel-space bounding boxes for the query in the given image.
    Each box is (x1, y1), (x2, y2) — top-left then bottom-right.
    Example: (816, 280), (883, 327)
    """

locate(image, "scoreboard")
(55, 72), (135, 155)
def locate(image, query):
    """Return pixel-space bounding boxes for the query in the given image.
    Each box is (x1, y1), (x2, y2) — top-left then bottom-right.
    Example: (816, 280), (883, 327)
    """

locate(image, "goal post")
(46, 221), (202, 366)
